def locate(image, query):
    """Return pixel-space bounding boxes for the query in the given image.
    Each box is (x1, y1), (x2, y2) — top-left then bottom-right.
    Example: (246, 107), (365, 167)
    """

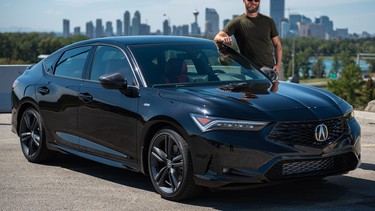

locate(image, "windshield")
(129, 43), (267, 87)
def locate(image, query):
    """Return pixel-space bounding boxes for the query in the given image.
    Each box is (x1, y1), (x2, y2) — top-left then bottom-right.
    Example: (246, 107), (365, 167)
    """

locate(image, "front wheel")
(19, 108), (54, 163)
(148, 128), (201, 201)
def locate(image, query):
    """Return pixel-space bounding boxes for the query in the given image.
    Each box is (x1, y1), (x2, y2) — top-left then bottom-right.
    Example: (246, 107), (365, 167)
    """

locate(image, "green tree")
(340, 50), (355, 68)
(295, 48), (313, 79)
(0, 32), (88, 64)
(38, 37), (64, 54)
(0, 33), (13, 62)
(281, 44), (292, 77)
(312, 58), (326, 78)
(326, 54), (341, 79)
(328, 64), (364, 107)
(360, 77), (375, 108)
(332, 54), (341, 73)
(368, 60), (375, 74)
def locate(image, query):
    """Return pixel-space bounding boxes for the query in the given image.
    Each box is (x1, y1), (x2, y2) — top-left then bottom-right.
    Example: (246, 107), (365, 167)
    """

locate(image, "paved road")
(0, 112), (374, 210)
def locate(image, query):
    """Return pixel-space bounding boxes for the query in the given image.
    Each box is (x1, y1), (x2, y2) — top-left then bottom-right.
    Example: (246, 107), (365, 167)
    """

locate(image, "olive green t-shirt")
(223, 13), (278, 68)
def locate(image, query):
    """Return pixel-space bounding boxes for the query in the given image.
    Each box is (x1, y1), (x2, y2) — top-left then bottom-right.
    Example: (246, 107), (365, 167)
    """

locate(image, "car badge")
(315, 124), (329, 142)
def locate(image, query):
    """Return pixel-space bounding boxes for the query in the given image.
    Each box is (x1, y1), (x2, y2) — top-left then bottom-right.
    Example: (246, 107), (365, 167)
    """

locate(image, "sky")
(1, 0), (375, 35)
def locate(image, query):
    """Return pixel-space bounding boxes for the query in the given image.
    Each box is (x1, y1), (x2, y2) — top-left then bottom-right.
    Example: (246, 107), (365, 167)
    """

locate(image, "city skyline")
(1, 0), (375, 35)
(62, 8), (359, 40)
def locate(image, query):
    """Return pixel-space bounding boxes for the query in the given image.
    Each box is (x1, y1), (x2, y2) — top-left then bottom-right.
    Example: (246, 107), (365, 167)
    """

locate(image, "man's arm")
(214, 31), (233, 55)
(272, 36), (282, 73)
(214, 31), (233, 45)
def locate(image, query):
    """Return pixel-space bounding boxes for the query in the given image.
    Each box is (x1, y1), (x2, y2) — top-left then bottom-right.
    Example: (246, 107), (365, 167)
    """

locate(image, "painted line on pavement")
(362, 144), (375, 147)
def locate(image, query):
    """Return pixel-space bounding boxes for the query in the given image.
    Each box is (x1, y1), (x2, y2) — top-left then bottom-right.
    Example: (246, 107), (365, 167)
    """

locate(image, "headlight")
(190, 114), (269, 132)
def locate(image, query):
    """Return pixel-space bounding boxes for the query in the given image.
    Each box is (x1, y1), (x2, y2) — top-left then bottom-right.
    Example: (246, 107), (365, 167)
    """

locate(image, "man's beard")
(247, 4), (259, 14)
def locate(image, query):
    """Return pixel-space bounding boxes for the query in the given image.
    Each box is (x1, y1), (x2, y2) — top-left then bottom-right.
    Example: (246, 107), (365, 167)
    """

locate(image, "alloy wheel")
(149, 131), (184, 195)
(20, 110), (42, 157)
(18, 108), (48, 162)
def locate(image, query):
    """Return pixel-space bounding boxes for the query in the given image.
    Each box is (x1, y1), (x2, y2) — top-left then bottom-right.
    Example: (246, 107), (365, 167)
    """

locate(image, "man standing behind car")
(214, 0), (283, 73)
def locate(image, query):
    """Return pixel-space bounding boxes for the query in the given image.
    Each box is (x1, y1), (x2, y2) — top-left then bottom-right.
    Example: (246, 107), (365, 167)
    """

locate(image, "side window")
(90, 46), (135, 85)
(54, 46), (91, 79)
(43, 52), (60, 74)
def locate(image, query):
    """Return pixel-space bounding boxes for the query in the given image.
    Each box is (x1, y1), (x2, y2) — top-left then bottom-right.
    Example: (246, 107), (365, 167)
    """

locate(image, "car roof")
(67, 36), (212, 48)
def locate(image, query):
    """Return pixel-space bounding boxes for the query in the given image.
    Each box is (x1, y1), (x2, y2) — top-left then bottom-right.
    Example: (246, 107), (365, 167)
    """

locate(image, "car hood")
(158, 81), (349, 121)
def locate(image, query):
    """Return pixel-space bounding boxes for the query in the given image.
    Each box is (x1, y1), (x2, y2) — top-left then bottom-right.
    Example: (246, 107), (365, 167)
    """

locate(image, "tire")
(148, 128), (202, 201)
(19, 108), (54, 163)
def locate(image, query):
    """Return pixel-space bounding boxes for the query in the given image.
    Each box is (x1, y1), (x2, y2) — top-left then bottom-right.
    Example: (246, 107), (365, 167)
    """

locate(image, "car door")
(78, 45), (139, 163)
(37, 46), (91, 149)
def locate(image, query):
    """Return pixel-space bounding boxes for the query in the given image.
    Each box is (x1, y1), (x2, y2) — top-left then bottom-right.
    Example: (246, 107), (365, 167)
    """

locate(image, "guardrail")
(0, 65), (29, 113)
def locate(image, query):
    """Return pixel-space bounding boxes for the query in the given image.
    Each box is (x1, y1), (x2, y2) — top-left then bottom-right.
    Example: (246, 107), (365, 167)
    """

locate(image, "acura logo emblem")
(315, 124), (329, 142)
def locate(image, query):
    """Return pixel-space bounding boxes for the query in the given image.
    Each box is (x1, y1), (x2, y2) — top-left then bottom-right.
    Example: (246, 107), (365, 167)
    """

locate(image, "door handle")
(78, 92), (93, 103)
(37, 86), (50, 95)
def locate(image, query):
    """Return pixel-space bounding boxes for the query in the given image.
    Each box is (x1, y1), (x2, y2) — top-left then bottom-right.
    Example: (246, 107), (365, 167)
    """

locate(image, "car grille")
(268, 117), (348, 147)
(265, 152), (359, 181)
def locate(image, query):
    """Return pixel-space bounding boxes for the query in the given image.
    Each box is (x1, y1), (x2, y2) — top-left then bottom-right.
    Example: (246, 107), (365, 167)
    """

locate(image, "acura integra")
(11, 36), (361, 201)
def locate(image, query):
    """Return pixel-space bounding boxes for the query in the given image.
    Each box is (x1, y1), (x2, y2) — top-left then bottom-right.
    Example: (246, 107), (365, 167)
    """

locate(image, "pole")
(292, 38), (295, 78)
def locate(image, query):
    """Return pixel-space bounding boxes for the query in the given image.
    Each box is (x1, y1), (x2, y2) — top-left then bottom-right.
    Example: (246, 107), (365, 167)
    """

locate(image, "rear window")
(43, 52), (60, 74)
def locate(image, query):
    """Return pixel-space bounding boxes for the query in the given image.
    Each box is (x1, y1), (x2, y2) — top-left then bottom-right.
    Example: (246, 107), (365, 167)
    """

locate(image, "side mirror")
(99, 73), (127, 90)
(260, 67), (278, 81)
(99, 73), (139, 98)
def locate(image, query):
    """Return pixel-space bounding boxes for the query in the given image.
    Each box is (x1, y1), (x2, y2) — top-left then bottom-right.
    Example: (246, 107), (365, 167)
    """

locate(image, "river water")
(309, 58), (369, 75)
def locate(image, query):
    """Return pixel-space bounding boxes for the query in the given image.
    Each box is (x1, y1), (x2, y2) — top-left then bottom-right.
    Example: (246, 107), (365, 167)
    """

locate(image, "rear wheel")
(19, 108), (54, 163)
(148, 128), (201, 201)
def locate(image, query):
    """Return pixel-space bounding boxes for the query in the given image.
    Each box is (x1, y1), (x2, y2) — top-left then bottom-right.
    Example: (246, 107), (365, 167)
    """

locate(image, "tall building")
(335, 28), (349, 39)
(289, 14), (301, 32)
(270, 0), (285, 33)
(86, 21), (94, 38)
(132, 11), (141, 35)
(302, 15), (312, 24)
(163, 19), (171, 35)
(124, 11), (131, 36)
(289, 14), (312, 37)
(116, 19), (123, 36)
(139, 24), (150, 35)
(73, 27), (80, 36)
(105, 21), (113, 37)
(181, 25), (189, 35)
(317, 16), (333, 38)
(205, 8), (219, 37)
(223, 19), (230, 29)
(95, 19), (103, 38)
(309, 24), (325, 39)
(191, 9), (201, 36)
(63, 19), (70, 37)
(362, 31), (372, 39)
(298, 22), (325, 39)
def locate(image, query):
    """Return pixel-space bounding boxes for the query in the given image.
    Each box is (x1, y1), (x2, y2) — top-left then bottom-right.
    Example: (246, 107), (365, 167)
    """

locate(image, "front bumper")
(190, 117), (361, 189)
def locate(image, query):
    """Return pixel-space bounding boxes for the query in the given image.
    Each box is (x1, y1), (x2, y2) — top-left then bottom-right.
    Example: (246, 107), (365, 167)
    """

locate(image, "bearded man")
(214, 0), (283, 73)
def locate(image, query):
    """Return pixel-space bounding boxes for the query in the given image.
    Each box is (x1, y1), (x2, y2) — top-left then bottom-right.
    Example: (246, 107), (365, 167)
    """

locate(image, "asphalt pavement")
(0, 112), (374, 210)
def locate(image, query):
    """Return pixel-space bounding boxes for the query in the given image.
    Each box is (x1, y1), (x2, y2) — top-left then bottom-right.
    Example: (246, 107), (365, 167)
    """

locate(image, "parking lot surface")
(0, 112), (374, 210)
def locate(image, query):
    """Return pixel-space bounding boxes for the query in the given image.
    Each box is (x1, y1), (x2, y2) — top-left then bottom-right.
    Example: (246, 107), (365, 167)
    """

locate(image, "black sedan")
(11, 36), (361, 201)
